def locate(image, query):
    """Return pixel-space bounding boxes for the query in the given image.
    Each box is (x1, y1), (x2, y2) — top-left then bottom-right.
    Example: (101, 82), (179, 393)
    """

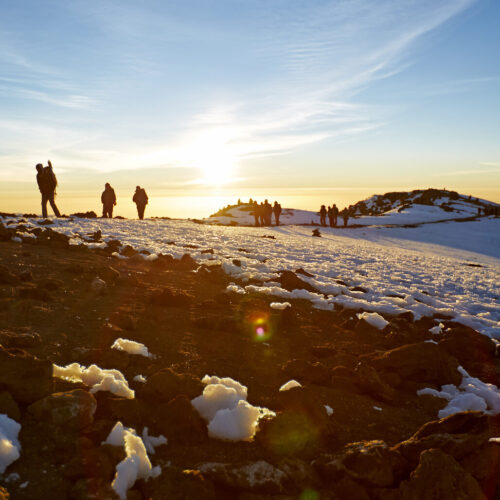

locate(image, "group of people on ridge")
(319, 204), (351, 227)
(252, 200), (282, 226)
(35, 161), (148, 219)
(101, 183), (149, 220)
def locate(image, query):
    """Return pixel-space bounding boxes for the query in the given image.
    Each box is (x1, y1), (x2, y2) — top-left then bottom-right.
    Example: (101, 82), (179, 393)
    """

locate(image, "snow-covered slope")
(204, 189), (500, 227)
(4, 214), (500, 339)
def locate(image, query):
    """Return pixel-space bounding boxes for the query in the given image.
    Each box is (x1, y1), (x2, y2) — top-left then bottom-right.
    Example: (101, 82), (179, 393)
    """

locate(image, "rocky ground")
(0, 220), (499, 499)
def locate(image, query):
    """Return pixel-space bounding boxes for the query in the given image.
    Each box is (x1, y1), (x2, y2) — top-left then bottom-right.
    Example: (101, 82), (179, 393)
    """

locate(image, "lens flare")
(247, 312), (273, 342)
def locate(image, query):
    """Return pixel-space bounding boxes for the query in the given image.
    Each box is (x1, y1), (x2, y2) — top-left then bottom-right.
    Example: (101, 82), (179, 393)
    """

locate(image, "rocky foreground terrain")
(0, 220), (499, 499)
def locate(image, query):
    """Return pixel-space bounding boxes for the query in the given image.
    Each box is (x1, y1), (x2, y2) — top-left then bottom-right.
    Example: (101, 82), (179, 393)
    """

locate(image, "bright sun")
(190, 130), (237, 187)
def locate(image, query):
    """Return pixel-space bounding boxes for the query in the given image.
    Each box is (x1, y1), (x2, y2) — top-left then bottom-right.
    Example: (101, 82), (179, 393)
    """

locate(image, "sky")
(1, 0), (499, 218)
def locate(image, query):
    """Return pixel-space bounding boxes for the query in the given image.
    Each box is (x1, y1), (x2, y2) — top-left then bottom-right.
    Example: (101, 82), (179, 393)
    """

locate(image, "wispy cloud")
(0, 0), (479, 183)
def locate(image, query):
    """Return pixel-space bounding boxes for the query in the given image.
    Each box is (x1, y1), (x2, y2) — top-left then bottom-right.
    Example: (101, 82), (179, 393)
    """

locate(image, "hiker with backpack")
(273, 201), (282, 226)
(101, 183), (117, 218)
(133, 186), (148, 220)
(36, 160), (61, 218)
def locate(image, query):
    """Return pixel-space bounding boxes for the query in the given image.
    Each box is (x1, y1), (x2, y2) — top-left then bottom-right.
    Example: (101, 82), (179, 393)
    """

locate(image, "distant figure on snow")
(342, 208), (350, 227)
(253, 201), (260, 227)
(319, 205), (327, 226)
(263, 199), (273, 226)
(332, 204), (339, 226)
(327, 206), (335, 227)
(133, 186), (148, 219)
(101, 183), (116, 218)
(273, 201), (282, 226)
(36, 160), (61, 218)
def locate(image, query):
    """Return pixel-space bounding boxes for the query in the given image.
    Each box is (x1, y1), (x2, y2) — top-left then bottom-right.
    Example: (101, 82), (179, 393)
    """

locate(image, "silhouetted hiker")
(253, 201), (260, 226)
(264, 199), (273, 226)
(36, 161), (60, 218)
(259, 202), (265, 226)
(342, 208), (350, 227)
(273, 201), (282, 225)
(327, 206), (335, 227)
(332, 204), (339, 226)
(319, 205), (327, 226)
(133, 186), (148, 219)
(101, 183), (116, 218)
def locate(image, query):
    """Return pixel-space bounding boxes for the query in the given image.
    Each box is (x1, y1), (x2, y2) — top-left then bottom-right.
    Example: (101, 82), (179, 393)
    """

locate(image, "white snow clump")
(53, 363), (134, 399)
(191, 375), (275, 441)
(417, 366), (500, 418)
(103, 421), (166, 500)
(324, 405), (334, 416)
(111, 338), (152, 358)
(270, 302), (291, 310)
(429, 323), (444, 335)
(356, 312), (389, 330)
(226, 284), (246, 294)
(0, 414), (21, 474)
(279, 380), (302, 392)
(133, 374), (147, 383)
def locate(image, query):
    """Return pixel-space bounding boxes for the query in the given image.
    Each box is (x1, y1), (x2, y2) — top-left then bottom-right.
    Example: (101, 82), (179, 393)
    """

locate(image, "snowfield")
(5, 214), (500, 339)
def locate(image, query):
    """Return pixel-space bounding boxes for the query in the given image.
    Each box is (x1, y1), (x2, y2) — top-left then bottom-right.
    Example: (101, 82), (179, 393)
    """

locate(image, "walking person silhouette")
(36, 160), (61, 218)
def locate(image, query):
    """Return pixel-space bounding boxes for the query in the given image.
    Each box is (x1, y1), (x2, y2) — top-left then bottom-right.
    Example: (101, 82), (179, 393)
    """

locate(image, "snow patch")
(356, 312), (389, 330)
(103, 422), (165, 500)
(324, 405), (334, 416)
(417, 366), (500, 418)
(279, 380), (302, 392)
(0, 414), (21, 474)
(191, 375), (275, 441)
(429, 323), (444, 335)
(270, 302), (291, 310)
(133, 374), (147, 383)
(111, 338), (152, 358)
(53, 363), (134, 399)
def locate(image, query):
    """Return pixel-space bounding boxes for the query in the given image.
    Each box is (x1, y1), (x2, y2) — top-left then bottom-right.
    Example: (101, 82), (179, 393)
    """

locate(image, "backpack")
(43, 166), (58, 192)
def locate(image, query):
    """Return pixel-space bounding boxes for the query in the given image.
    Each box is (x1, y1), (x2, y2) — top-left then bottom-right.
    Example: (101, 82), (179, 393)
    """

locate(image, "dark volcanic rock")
(0, 264), (19, 285)
(198, 461), (289, 494)
(0, 391), (21, 421)
(279, 270), (317, 292)
(362, 341), (461, 386)
(0, 346), (53, 404)
(314, 440), (407, 488)
(355, 361), (396, 403)
(0, 329), (42, 348)
(398, 449), (486, 500)
(139, 368), (202, 402)
(281, 359), (331, 386)
(150, 288), (194, 307)
(393, 411), (493, 470)
(28, 389), (97, 429)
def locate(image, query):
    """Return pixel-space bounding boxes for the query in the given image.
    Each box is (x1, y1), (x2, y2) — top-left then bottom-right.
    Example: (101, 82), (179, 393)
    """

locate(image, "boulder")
(0, 391), (21, 421)
(198, 461), (289, 494)
(108, 312), (137, 331)
(313, 440), (407, 488)
(281, 359), (331, 386)
(362, 342), (461, 386)
(97, 266), (120, 283)
(18, 286), (52, 301)
(150, 288), (194, 307)
(0, 347), (53, 404)
(279, 271), (317, 292)
(393, 411), (492, 469)
(150, 395), (207, 443)
(355, 361), (397, 403)
(460, 442), (500, 497)
(38, 277), (64, 290)
(140, 468), (215, 500)
(398, 449), (486, 500)
(139, 368), (203, 402)
(62, 447), (115, 481)
(0, 265), (19, 285)
(28, 389), (97, 429)
(0, 329), (42, 348)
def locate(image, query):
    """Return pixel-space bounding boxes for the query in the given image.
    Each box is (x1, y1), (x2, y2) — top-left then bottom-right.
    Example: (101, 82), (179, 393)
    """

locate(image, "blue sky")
(1, 0), (499, 216)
